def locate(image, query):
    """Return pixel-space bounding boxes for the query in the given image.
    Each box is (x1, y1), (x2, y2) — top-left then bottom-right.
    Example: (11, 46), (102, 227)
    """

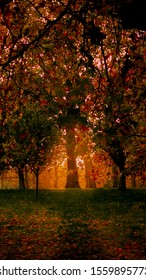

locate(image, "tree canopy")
(0, 0), (146, 191)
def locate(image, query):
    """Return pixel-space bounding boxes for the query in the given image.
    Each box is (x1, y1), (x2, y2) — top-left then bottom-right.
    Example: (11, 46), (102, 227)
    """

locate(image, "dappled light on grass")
(0, 189), (146, 259)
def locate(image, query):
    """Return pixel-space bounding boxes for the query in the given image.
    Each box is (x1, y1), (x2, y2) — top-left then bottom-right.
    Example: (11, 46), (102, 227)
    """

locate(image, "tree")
(22, 105), (59, 198)
(55, 74), (91, 188)
(4, 100), (59, 195)
(86, 18), (146, 190)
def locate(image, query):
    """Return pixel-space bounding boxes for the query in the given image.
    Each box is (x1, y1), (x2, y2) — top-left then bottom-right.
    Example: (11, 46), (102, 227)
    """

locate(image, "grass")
(0, 188), (146, 259)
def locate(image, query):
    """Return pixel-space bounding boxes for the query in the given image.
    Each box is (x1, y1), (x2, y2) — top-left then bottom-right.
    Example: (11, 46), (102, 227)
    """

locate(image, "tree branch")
(0, 0), (73, 69)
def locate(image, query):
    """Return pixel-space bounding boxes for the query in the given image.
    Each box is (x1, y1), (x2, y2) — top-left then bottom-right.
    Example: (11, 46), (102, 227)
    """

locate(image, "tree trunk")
(0, 172), (5, 189)
(65, 127), (80, 188)
(118, 155), (126, 191)
(110, 141), (127, 190)
(18, 166), (26, 190)
(112, 163), (119, 188)
(24, 164), (29, 189)
(118, 170), (126, 191)
(54, 164), (58, 188)
(84, 156), (96, 188)
(131, 173), (136, 188)
(35, 169), (39, 199)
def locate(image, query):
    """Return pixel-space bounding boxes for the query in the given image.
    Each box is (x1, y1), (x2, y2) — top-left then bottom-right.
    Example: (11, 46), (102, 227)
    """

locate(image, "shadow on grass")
(0, 217), (110, 260)
(0, 188), (146, 259)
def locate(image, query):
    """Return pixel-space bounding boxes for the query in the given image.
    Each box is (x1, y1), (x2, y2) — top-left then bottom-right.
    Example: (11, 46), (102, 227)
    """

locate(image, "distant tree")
(56, 75), (90, 188)
(75, 127), (97, 188)
(84, 154), (96, 189)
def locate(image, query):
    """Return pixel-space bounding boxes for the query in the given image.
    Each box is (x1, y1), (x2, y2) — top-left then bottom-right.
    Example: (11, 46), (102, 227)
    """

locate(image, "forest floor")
(0, 188), (146, 260)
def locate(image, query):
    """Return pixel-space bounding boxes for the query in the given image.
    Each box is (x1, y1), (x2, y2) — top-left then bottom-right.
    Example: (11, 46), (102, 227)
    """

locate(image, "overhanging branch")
(0, 0), (73, 69)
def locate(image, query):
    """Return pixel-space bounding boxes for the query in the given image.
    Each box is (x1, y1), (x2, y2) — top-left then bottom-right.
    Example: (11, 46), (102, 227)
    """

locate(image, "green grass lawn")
(0, 188), (146, 259)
